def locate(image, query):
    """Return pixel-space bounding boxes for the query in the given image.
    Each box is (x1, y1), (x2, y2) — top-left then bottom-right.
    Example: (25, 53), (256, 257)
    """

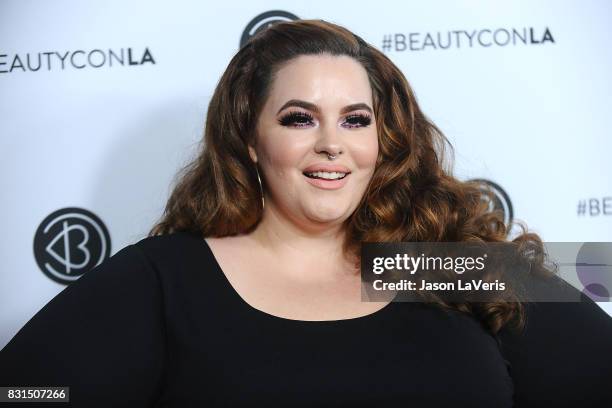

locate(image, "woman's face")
(249, 54), (378, 228)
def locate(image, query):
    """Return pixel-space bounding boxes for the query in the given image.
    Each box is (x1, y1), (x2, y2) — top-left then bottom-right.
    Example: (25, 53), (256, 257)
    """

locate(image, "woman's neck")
(246, 202), (358, 282)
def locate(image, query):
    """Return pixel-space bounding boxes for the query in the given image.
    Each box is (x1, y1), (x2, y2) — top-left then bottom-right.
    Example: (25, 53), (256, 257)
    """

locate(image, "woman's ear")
(248, 145), (258, 164)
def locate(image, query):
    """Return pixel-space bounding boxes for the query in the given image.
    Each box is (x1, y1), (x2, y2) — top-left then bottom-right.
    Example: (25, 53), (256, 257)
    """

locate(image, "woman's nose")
(314, 120), (344, 155)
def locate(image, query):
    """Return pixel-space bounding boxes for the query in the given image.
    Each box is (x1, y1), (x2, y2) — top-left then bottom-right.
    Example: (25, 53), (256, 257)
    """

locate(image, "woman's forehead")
(266, 55), (373, 111)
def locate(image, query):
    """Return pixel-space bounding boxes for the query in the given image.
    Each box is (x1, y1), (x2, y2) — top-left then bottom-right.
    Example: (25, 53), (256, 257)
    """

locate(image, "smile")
(302, 171), (350, 190)
(304, 171), (348, 180)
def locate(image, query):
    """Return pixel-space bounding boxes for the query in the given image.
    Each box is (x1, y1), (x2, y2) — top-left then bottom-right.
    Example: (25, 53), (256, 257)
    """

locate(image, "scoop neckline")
(201, 237), (398, 324)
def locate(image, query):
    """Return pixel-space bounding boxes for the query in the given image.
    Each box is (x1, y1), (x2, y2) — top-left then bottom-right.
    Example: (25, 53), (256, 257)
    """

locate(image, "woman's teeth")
(305, 171), (347, 180)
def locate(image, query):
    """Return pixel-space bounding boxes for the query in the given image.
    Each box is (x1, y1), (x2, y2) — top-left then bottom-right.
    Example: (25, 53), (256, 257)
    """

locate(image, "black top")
(1, 231), (611, 407)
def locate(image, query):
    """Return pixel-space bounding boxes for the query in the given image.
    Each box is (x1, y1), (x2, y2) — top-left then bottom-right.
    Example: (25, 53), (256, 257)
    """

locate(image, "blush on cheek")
(351, 145), (379, 172)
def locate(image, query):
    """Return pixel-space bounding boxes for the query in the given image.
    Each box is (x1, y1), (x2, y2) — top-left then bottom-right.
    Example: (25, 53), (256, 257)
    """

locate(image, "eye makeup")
(343, 113), (372, 128)
(277, 110), (372, 129)
(278, 110), (314, 128)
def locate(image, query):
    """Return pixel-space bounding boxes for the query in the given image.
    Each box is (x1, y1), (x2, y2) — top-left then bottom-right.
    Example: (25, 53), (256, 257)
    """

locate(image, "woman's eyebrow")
(276, 99), (373, 115)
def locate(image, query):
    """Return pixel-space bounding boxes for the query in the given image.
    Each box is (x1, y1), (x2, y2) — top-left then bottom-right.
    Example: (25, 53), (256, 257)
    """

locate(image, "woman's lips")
(303, 173), (349, 190)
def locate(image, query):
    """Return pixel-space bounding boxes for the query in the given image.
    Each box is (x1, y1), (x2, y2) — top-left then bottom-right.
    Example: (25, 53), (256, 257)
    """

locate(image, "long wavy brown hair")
(148, 19), (554, 335)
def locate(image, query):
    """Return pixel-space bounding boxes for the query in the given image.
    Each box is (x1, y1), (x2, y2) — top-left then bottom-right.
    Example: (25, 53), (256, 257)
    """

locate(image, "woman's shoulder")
(132, 230), (205, 252)
(130, 230), (210, 267)
(126, 230), (226, 290)
(496, 281), (612, 405)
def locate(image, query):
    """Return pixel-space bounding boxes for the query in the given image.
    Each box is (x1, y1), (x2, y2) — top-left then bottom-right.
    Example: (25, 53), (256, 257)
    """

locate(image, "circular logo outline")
(468, 178), (514, 227)
(33, 207), (111, 285)
(240, 10), (300, 48)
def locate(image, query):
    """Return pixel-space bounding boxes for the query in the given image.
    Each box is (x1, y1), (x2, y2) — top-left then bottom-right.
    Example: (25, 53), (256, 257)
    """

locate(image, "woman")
(1, 19), (611, 407)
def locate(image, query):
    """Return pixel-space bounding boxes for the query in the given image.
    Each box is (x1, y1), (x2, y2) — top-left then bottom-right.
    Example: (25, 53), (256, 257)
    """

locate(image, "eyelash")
(277, 111), (372, 129)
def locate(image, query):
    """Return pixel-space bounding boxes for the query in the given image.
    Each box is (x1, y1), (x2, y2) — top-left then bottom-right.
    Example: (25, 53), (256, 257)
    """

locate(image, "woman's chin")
(304, 209), (349, 224)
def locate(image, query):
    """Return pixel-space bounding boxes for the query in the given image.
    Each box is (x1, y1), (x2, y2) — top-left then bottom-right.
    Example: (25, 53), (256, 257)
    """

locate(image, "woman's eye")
(277, 111), (372, 129)
(278, 111), (314, 128)
(343, 114), (372, 129)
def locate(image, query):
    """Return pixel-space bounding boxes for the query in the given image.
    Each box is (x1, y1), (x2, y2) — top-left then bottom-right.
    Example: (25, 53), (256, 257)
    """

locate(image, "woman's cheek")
(351, 139), (379, 170)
